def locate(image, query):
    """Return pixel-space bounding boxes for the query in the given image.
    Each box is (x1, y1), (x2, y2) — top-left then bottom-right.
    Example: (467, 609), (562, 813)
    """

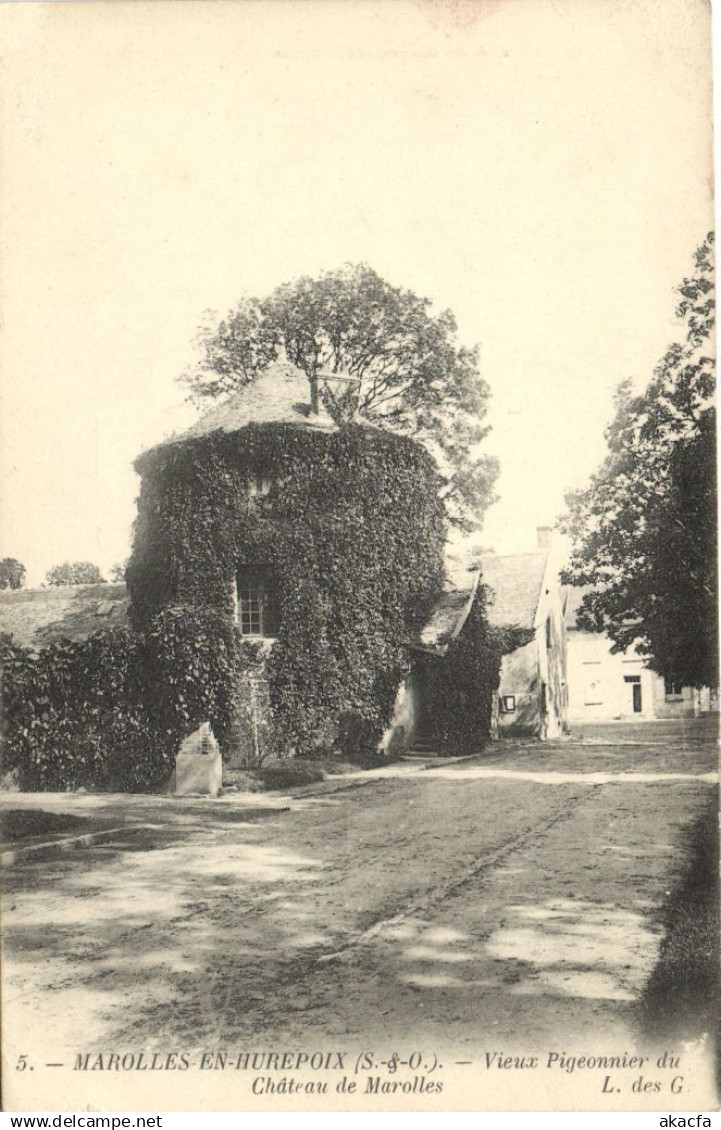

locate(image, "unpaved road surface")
(2, 721), (718, 1110)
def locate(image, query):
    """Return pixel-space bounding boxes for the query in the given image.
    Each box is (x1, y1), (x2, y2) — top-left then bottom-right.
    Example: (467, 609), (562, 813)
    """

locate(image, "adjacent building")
(564, 586), (711, 723)
(481, 527), (569, 740)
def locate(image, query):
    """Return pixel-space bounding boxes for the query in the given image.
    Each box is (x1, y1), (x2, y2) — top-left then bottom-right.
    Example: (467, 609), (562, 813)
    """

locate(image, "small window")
(501, 695), (516, 713)
(235, 567), (280, 638)
(545, 616), (552, 650)
(248, 470), (272, 498)
(664, 678), (683, 698)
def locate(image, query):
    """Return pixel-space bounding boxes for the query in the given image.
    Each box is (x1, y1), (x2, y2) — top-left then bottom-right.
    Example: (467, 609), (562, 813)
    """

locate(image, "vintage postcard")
(0, 0), (717, 1115)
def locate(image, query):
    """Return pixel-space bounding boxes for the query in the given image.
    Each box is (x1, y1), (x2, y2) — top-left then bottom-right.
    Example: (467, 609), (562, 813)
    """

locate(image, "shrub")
(45, 561), (105, 586)
(0, 558), (26, 590)
(337, 710), (383, 764)
(99, 706), (175, 792)
(255, 760), (325, 790)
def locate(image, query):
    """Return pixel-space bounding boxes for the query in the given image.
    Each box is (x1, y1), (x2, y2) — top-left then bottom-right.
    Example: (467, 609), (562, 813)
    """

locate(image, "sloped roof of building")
(153, 361), (338, 453)
(419, 569), (480, 651)
(0, 583), (129, 651)
(563, 584), (594, 629)
(480, 551), (548, 630)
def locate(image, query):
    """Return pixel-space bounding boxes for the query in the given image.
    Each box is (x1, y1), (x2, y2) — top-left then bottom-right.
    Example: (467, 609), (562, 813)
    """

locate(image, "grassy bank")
(638, 791), (719, 1045)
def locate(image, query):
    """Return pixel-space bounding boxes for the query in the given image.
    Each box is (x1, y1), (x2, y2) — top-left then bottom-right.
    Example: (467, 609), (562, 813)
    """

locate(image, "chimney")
(537, 525), (552, 549)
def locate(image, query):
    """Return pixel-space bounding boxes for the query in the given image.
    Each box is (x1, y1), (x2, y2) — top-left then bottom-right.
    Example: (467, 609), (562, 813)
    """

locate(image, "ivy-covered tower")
(128, 361), (446, 761)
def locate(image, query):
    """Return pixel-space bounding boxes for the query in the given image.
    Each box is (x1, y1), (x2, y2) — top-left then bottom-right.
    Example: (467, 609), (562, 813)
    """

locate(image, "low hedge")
(0, 629), (162, 791)
(0, 606), (249, 792)
(254, 761), (326, 790)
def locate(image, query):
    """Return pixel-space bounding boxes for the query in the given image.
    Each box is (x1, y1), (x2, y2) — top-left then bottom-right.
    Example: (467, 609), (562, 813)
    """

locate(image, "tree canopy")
(184, 264), (498, 531)
(45, 561), (106, 587)
(561, 233), (717, 688)
(0, 558), (26, 590)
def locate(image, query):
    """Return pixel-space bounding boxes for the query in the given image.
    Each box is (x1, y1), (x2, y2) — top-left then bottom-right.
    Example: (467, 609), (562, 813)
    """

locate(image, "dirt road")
(2, 721), (718, 1109)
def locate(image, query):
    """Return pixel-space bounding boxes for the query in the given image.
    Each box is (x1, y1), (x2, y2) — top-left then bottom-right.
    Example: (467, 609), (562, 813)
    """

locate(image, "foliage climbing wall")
(128, 422), (447, 759)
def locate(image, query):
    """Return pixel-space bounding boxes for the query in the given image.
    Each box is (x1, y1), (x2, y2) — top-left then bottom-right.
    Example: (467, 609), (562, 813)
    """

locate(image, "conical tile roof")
(161, 360), (336, 451)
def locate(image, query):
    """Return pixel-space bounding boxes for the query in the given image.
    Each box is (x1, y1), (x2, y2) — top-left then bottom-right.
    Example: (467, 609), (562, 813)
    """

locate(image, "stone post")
(174, 722), (222, 797)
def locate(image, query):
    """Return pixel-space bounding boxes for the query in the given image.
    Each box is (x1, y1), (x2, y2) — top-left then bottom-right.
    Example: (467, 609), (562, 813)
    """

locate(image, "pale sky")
(0, 0), (713, 586)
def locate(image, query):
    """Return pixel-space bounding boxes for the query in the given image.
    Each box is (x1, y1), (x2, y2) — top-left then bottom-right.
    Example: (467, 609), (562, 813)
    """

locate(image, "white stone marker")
(174, 721), (222, 797)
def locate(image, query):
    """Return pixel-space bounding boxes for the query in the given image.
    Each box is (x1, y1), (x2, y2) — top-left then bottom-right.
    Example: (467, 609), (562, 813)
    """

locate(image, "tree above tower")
(182, 264), (498, 532)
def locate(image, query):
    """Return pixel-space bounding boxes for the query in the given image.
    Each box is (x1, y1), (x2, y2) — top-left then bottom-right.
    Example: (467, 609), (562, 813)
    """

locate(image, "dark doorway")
(409, 659), (436, 746)
(624, 674), (642, 714)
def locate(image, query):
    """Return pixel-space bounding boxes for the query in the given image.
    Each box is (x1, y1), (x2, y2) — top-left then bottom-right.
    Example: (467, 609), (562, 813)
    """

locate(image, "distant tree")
(183, 264), (499, 532)
(108, 562), (127, 583)
(45, 561), (106, 587)
(561, 233), (717, 688)
(0, 558), (26, 590)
